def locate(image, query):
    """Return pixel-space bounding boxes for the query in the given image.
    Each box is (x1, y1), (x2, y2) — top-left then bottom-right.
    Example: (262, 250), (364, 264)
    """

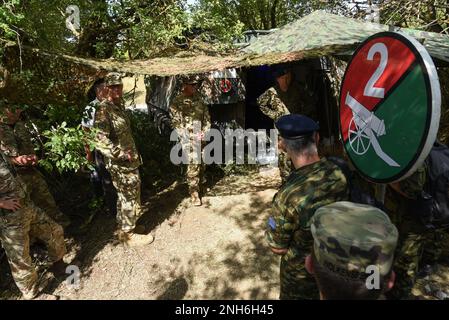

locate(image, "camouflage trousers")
(280, 256), (319, 300)
(186, 164), (204, 195)
(179, 135), (205, 196)
(389, 216), (449, 299)
(385, 190), (449, 299)
(18, 168), (66, 225)
(0, 203), (66, 298)
(278, 152), (292, 184)
(107, 164), (143, 233)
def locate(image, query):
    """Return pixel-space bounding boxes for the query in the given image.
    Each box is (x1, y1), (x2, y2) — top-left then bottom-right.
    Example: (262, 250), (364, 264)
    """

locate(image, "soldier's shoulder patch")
(268, 216), (277, 231)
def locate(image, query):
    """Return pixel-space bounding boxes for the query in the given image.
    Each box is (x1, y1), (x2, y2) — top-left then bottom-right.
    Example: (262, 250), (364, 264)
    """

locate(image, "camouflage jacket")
(94, 101), (141, 169)
(170, 92), (211, 131)
(0, 120), (36, 157)
(257, 81), (317, 121)
(0, 151), (26, 204)
(266, 158), (349, 261)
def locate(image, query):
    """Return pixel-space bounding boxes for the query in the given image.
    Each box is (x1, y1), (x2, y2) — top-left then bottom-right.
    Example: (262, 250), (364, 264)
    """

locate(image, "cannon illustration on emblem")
(345, 92), (400, 167)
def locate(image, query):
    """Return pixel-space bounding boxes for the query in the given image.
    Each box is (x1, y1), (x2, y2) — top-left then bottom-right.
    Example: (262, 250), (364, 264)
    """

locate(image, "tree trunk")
(270, 0), (279, 28)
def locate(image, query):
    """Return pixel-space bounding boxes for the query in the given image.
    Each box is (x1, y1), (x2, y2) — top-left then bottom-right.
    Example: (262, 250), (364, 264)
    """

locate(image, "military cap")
(310, 201), (399, 277)
(104, 72), (123, 86)
(275, 114), (319, 140)
(272, 65), (291, 78)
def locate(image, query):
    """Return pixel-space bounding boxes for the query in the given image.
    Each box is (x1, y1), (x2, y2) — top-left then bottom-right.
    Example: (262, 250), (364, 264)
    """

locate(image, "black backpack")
(413, 142), (449, 228)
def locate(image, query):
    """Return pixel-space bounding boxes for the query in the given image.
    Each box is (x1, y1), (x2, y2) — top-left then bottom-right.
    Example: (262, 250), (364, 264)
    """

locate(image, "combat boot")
(118, 228), (155, 247)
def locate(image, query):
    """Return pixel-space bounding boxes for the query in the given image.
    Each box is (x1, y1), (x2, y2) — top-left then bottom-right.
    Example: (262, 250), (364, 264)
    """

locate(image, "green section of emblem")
(345, 64), (428, 180)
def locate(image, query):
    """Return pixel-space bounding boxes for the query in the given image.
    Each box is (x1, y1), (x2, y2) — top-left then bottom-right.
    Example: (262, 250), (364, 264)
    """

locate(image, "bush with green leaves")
(39, 121), (96, 173)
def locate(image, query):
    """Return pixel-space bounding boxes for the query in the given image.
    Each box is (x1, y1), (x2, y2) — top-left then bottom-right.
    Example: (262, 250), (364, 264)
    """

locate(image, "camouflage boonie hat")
(104, 72), (123, 86)
(310, 201), (398, 278)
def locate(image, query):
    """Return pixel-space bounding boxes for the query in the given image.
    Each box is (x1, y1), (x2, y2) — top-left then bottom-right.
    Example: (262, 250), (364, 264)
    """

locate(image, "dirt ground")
(1, 167), (282, 300)
(1, 167), (449, 300)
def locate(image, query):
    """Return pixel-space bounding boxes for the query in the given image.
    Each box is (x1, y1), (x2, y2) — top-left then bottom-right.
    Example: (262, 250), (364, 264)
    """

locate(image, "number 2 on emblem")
(364, 42), (388, 99)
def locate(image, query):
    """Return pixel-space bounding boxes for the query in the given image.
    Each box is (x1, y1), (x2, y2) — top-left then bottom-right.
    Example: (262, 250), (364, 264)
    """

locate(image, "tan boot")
(126, 232), (155, 246)
(118, 227), (154, 247)
(191, 192), (202, 206)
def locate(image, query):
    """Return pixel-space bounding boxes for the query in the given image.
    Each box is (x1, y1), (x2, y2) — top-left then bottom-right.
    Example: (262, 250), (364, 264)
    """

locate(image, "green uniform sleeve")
(0, 153), (25, 200)
(94, 105), (120, 159)
(0, 124), (19, 157)
(266, 199), (297, 250)
(257, 88), (290, 121)
(112, 110), (137, 157)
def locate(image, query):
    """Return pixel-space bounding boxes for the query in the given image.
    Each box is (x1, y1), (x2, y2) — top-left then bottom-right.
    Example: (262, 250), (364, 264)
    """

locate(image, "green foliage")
(190, 0), (244, 45)
(379, 0), (449, 33)
(43, 104), (84, 128)
(110, 0), (190, 58)
(0, 0), (24, 39)
(39, 121), (96, 173)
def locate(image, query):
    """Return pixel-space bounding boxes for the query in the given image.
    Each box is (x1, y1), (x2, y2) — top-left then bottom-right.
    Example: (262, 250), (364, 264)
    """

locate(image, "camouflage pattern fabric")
(94, 100), (141, 169)
(170, 92), (211, 195)
(108, 165), (142, 233)
(380, 166), (449, 299)
(242, 11), (449, 63)
(266, 158), (349, 299)
(278, 152), (291, 184)
(94, 100), (143, 232)
(257, 81), (317, 121)
(0, 120), (66, 224)
(0, 152), (65, 299)
(201, 71), (246, 105)
(311, 202), (398, 277)
(257, 90), (290, 184)
(104, 72), (123, 86)
(257, 80), (317, 183)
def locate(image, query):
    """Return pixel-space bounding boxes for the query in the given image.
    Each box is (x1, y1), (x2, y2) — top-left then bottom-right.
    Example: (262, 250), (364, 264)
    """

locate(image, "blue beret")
(275, 114), (319, 139)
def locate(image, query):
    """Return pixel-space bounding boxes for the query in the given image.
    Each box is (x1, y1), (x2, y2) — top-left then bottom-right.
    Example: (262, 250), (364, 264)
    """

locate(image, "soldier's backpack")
(412, 142), (449, 228)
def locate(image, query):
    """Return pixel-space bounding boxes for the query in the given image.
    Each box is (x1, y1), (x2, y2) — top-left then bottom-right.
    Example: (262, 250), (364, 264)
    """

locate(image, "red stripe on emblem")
(340, 37), (416, 142)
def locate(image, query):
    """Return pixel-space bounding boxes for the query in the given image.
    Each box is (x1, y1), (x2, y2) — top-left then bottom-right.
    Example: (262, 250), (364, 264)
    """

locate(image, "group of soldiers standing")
(260, 65), (449, 299)
(0, 64), (448, 300)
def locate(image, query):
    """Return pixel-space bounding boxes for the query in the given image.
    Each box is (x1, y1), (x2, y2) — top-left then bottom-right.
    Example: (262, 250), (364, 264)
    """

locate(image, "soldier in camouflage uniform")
(0, 150), (66, 299)
(170, 75), (211, 206)
(257, 66), (317, 183)
(82, 80), (118, 217)
(380, 166), (449, 299)
(0, 106), (70, 227)
(265, 114), (348, 300)
(307, 202), (398, 300)
(93, 73), (154, 246)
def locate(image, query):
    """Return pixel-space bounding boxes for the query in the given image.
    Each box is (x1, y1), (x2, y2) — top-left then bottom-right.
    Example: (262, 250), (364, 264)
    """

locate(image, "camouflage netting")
(0, 39), (354, 107)
(1, 10), (449, 142)
(243, 10), (449, 64)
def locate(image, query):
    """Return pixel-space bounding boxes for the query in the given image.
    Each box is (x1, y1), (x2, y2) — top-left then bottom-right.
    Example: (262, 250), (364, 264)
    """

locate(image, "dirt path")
(49, 169), (282, 300)
(2, 167), (448, 300)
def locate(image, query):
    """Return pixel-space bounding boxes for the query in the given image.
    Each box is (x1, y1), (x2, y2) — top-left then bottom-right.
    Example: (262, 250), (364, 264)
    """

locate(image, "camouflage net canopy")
(1, 10), (449, 143)
(243, 10), (449, 64)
